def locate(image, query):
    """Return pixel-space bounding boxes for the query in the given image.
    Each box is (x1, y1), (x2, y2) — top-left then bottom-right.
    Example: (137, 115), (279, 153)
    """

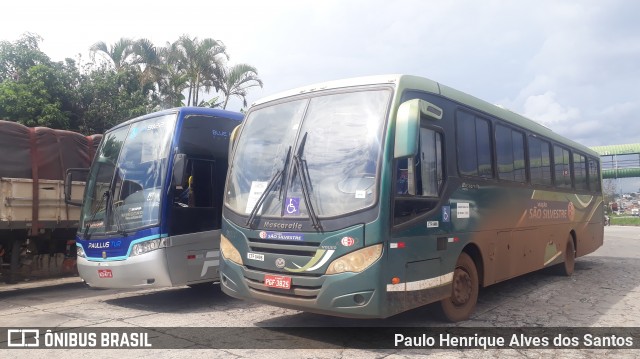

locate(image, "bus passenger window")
(554, 145), (571, 188)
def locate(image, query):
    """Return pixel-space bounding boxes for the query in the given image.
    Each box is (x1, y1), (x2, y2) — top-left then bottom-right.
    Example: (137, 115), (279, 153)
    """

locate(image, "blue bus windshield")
(81, 114), (177, 236)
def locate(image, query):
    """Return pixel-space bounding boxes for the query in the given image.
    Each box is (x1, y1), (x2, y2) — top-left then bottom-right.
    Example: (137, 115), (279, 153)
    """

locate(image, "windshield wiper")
(246, 146), (292, 228)
(292, 132), (322, 231)
(279, 146), (292, 200)
(106, 167), (126, 236)
(83, 189), (109, 240)
(245, 169), (282, 229)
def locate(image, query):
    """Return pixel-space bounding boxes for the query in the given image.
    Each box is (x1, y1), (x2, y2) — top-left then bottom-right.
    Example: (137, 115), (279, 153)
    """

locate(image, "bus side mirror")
(394, 99), (443, 159)
(228, 125), (241, 162)
(64, 168), (90, 206)
(172, 153), (187, 185)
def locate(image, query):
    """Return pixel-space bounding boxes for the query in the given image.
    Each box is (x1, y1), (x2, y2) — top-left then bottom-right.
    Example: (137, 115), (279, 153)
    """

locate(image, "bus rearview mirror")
(394, 99), (442, 159)
(229, 125), (241, 162)
(64, 168), (89, 206)
(172, 153), (187, 185)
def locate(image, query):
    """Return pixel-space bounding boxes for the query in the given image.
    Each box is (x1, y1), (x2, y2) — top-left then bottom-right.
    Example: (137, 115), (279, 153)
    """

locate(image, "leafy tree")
(218, 64), (263, 109)
(76, 64), (150, 133)
(0, 34), (80, 129)
(153, 43), (187, 108)
(168, 35), (228, 106)
(83, 38), (160, 131)
(89, 38), (136, 72)
(198, 96), (224, 108)
(0, 32), (263, 134)
(0, 33), (50, 82)
(132, 38), (164, 96)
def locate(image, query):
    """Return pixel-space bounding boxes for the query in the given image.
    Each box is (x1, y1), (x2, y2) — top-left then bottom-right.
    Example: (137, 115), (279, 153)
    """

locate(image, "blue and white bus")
(66, 107), (242, 288)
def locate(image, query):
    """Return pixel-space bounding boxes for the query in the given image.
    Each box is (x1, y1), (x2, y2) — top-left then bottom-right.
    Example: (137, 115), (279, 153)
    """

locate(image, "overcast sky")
(3, 0), (640, 190)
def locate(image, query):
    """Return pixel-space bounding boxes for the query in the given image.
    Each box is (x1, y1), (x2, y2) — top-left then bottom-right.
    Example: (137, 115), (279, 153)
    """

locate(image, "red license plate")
(264, 274), (291, 289)
(98, 269), (113, 278)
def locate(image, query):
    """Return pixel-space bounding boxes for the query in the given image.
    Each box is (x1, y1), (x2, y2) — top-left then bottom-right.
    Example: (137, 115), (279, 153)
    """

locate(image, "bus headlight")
(77, 245), (86, 258)
(130, 238), (166, 257)
(326, 244), (383, 275)
(220, 234), (243, 265)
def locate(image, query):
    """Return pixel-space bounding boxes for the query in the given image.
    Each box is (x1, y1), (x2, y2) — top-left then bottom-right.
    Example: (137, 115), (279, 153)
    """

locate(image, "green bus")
(219, 75), (604, 321)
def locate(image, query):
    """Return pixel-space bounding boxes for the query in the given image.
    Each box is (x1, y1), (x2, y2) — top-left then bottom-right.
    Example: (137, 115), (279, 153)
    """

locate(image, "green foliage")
(218, 63), (263, 109)
(169, 35), (228, 106)
(610, 216), (640, 226)
(0, 63), (74, 128)
(198, 96), (223, 108)
(0, 33), (50, 82)
(0, 32), (263, 134)
(76, 65), (150, 133)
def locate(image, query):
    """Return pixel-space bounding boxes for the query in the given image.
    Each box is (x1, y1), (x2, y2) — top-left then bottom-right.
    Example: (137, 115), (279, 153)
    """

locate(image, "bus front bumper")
(78, 249), (172, 289)
(220, 258), (391, 319)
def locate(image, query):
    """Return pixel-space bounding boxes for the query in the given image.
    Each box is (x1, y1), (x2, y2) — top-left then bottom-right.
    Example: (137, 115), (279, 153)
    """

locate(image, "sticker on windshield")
(355, 190), (366, 199)
(285, 197), (300, 216)
(245, 181), (268, 214)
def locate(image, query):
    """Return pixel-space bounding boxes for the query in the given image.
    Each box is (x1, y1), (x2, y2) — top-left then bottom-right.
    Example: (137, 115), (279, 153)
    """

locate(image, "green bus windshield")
(225, 89), (391, 219)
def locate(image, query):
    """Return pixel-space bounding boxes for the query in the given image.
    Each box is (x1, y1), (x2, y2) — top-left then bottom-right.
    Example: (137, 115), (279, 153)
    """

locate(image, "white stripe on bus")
(386, 272), (453, 292)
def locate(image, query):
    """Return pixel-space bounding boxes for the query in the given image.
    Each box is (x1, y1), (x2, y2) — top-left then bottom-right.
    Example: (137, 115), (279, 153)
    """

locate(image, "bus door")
(166, 157), (221, 284)
(391, 109), (448, 311)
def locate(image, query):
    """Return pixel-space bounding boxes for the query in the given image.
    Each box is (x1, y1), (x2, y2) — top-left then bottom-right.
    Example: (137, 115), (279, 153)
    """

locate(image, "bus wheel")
(556, 236), (575, 276)
(439, 252), (478, 322)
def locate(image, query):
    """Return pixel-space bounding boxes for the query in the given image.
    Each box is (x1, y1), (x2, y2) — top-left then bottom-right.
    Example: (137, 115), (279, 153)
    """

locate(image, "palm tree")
(89, 38), (136, 71)
(218, 64), (263, 109)
(132, 38), (163, 91)
(169, 35), (228, 106)
(157, 45), (189, 108)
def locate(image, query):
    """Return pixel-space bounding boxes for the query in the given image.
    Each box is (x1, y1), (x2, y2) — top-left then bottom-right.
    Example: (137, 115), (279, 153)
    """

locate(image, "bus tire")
(555, 235), (575, 276)
(439, 252), (478, 322)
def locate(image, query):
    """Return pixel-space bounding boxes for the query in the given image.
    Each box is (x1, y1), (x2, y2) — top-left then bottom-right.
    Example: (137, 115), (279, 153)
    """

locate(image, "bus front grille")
(247, 237), (319, 257)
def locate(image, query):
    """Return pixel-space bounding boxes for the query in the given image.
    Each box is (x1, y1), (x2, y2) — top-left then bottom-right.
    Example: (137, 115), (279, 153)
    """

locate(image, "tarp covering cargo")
(0, 120), (102, 180)
(0, 120), (102, 235)
(0, 120), (102, 282)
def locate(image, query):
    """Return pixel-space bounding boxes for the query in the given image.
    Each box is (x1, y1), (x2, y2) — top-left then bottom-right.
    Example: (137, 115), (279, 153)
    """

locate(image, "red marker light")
(187, 254), (196, 260)
(397, 242), (406, 248)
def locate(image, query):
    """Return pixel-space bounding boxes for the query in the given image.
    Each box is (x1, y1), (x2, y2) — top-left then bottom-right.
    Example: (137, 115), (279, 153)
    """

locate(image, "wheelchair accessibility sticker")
(442, 205), (451, 223)
(285, 197), (300, 215)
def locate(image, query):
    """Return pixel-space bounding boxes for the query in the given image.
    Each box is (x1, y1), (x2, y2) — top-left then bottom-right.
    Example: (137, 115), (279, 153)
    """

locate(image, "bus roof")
(252, 74), (596, 157)
(109, 107), (243, 132)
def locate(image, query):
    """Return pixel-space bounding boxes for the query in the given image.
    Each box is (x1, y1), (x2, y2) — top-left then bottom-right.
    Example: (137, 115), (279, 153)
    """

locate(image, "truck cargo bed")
(0, 177), (85, 230)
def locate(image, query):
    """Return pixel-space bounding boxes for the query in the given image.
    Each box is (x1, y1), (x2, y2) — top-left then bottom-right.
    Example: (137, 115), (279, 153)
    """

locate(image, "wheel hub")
(451, 267), (472, 306)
